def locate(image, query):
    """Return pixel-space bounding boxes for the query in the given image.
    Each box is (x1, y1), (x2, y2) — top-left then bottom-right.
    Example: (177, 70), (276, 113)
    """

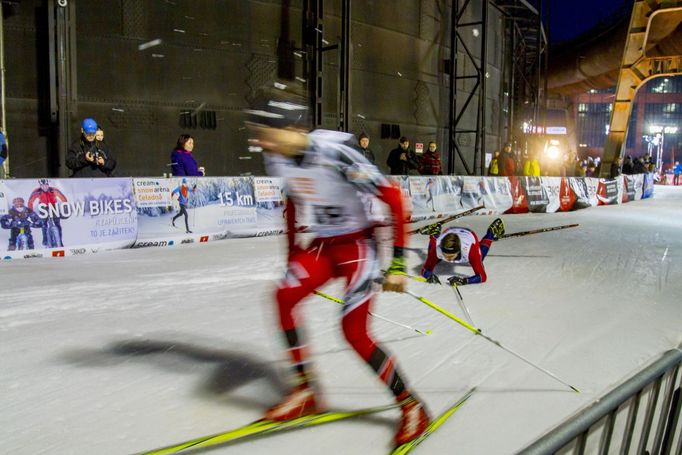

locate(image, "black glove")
(426, 274), (441, 285)
(447, 275), (468, 286)
(417, 223), (442, 236)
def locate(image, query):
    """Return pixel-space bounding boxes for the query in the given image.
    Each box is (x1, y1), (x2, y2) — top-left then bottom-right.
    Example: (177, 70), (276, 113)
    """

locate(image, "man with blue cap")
(66, 118), (116, 177)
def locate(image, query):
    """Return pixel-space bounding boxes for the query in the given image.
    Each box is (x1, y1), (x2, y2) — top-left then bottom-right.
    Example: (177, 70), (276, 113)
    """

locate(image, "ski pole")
(450, 284), (475, 327)
(396, 271), (476, 326)
(313, 290), (432, 336)
(501, 223), (579, 239)
(405, 290), (580, 393)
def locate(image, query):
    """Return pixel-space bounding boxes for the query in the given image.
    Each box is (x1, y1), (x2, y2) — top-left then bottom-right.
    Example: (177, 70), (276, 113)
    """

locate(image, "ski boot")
(264, 384), (321, 421)
(394, 393), (431, 446)
(487, 218), (505, 240)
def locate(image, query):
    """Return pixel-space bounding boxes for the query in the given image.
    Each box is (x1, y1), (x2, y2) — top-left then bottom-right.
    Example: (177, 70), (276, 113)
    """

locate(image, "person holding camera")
(66, 118), (116, 177)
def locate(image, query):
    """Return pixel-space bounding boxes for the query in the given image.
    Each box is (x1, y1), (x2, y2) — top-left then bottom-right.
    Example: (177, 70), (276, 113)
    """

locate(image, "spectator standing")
(522, 151), (540, 177)
(622, 156), (633, 174)
(355, 132), (376, 164)
(66, 118), (116, 177)
(387, 137), (419, 175)
(488, 150), (500, 176)
(171, 134), (204, 177)
(632, 157), (646, 174)
(499, 143), (516, 176)
(418, 142), (442, 175)
(610, 157), (622, 178)
(673, 161), (681, 185)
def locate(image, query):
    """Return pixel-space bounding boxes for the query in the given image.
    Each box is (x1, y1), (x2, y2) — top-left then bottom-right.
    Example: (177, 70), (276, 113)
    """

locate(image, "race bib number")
(313, 205), (345, 225)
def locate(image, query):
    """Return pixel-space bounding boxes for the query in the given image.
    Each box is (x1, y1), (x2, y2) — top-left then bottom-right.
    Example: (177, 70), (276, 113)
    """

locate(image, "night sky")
(549, 0), (629, 43)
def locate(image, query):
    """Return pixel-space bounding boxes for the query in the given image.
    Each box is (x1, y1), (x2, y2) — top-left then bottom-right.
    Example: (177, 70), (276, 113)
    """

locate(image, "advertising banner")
(524, 177), (550, 212)
(460, 177), (484, 209)
(479, 177), (513, 213)
(0, 178), (137, 259)
(641, 173), (654, 199)
(253, 176), (287, 237)
(568, 178), (593, 210)
(622, 175), (636, 203)
(633, 174), (644, 200)
(540, 177), (562, 213)
(597, 179), (619, 205)
(506, 176), (529, 214)
(133, 176), (256, 247)
(558, 178), (577, 212)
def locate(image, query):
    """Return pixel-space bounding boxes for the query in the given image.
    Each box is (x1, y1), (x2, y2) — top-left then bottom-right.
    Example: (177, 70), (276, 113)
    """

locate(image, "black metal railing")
(519, 343), (682, 455)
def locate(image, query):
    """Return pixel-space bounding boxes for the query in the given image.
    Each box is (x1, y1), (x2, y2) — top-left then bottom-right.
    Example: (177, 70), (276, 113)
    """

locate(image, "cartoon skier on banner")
(1, 197), (43, 251)
(28, 179), (68, 248)
(171, 178), (196, 234)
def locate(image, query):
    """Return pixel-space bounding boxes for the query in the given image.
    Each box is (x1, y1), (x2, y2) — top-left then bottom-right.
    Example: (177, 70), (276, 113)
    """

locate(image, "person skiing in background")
(420, 218), (505, 286)
(171, 178), (196, 234)
(246, 82), (431, 446)
(674, 161), (681, 186)
(1, 197), (43, 251)
(28, 179), (68, 247)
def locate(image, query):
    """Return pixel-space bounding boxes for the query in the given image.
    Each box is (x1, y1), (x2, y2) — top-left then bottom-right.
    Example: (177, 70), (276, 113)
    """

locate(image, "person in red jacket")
(28, 179), (68, 247)
(247, 83), (430, 446)
(499, 143), (517, 176)
(418, 142), (442, 175)
(421, 218), (505, 286)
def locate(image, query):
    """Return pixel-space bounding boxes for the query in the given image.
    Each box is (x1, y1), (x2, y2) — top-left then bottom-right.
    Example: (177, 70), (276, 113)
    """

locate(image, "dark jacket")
(66, 136), (116, 177)
(632, 159), (647, 174)
(609, 162), (622, 178)
(170, 148), (203, 176)
(622, 159), (633, 175)
(355, 146), (376, 164)
(419, 151), (442, 175)
(387, 147), (419, 175)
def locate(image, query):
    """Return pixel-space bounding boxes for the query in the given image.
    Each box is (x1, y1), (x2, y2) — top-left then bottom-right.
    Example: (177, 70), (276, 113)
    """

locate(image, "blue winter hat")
(82, 118), (98, 134)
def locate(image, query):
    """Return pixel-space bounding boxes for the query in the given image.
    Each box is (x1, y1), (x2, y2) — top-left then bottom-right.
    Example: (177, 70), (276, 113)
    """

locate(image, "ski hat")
(245, 82), (309, 130)
(82, 118), (98, 134)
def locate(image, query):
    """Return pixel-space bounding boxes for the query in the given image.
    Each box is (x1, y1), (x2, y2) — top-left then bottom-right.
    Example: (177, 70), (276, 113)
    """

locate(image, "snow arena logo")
(133, 241), (169, 248)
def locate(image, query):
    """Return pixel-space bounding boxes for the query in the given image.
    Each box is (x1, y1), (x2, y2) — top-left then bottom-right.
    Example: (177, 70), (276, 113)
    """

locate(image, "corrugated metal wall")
(5, 0), (508, 177)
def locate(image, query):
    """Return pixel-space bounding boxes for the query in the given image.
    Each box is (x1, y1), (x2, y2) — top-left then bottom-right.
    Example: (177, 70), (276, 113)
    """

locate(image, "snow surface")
(2, 186), (681, 455)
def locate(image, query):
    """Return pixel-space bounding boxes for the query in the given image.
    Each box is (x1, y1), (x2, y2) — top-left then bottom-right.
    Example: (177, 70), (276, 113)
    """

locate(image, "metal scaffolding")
(447, 0), (547, 175)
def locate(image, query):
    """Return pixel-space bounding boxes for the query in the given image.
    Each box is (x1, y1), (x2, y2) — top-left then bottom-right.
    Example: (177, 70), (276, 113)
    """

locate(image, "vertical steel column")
(303, 0), (324, 128)
(337, 0), (351, 132)
(508, 18), (515, 144)
(447, 0), (458, 175)
(55, 0), (75, 177)
(0, 1), (8, 176)
(475, 0), (488, 175)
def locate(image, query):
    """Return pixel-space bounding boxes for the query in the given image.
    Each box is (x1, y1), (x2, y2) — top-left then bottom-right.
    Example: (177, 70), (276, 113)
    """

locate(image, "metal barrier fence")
(519, 343), (682, 455)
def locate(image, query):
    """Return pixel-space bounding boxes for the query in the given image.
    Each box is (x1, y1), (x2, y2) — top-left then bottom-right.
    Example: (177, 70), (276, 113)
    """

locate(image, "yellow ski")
(391, 388), (475, 455)
(136, 400), (404, 455)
